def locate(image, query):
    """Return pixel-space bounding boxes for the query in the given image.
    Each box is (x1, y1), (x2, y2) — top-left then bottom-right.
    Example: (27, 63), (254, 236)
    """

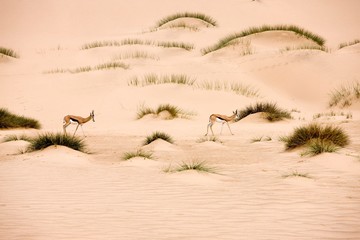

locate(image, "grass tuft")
(155, 12), (217, 28)
(282, 170), (311, 179)
(3, 134), (32, 143)
(0, 108), (41, 129)
(301, 139), (340, 156)
(122, 149), (153, 160)
(329, 81), (360, 108)
(338, 39), (360, 49)
(136, 104), (194, 120)
(197, 136), (222, 143)
(27, 132), (86, 152)
(281, 123), (349, 151)
(196, 80), (259, 98)
(237, 102), (292, 122)
(0, 46), (19, 58)
(81, 39), (194, 51)
(128, 73), (196, 87)
(143, 131), (174, 146)
(44, 61), (129, 74)
(201, 24), (325, 55)
(164, 160), (216, 174)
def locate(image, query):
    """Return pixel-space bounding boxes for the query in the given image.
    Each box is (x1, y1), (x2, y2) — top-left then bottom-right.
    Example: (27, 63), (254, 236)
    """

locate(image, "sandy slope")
(1, 0), (360, 239)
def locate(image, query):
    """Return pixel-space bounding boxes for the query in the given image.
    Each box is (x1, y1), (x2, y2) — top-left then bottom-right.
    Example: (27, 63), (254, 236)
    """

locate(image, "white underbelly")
(69, 119), (79, 124)
(215, 118), (226, 123)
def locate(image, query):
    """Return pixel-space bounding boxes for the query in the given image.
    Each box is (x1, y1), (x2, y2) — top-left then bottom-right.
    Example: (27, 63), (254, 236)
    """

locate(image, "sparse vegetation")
(251, 136), (272, 143)
(3, 134), (32, 143)
(136, 103), (194, 120)
(164, 160), (216, 174)
(338, 39), (360, 49)
(197, 136), (222, 143)
(201, 24), (325, 55)
(122, 149), (153, 160)
(44, 61), (129, 74)
(143, 131), (174, 146)
(0, 46), (19, 58)
(128, 73), (196, 86)
(112, 51), (159, 61)
(81, 39), (194, 51)
(196, 80), (259, 98)
(281, 123), (349, 153)
(27, 132), (86, 152)
(155, 12), (217, 28)
(329, 81), (360, 108)
(282, 170), (311, 179)
(280, 45), (329, 53)
(237, 102), (292, 122)
(313, 111), (352, 120)
(0, 108), (41, 129)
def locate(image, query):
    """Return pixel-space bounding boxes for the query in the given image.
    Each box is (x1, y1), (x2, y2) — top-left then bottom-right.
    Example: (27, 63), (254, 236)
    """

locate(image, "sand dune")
(1, 0), (360, 239)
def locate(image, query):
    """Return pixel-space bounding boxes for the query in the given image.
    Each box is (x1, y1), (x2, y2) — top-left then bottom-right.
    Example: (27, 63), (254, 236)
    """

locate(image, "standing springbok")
(205, 110), (240, 136)
(63, 110), (95, 137)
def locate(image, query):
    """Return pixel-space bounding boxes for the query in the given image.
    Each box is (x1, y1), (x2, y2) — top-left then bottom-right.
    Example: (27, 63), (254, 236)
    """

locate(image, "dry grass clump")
(137, 104), (194, 120)
(196, 80), (259, 98)
(143, 131), (174, 146)
(237, 102), (292, 122)
(163, 160), (216, 174)
(0, 46), (19, 58)
(128, 73), (196, 86)
(329, 81), (360, 108)
(251, 136), (272, 143)
(282, 170), (311, 179)
(281, 123), (349, 155)
(196, 136), (222, 143)
(3, 134), (32, 143)
(44, 61), (129, 74)
(338, 39), (360, 49)
(81, 39), (194, 51)
(122, 149), (153, 160)
(280, 45), (329, 53)
(113, 51), (159, 61)
(0, 108), (41, 129)
(201, 24), (325, 55)
(27, 132), (86, 152)
(155, 12), (217, 28)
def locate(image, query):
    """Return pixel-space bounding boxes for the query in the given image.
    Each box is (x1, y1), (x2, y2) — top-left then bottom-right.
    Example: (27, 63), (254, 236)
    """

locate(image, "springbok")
(63, 110), (95, 137)
(205, 110), (240, 136)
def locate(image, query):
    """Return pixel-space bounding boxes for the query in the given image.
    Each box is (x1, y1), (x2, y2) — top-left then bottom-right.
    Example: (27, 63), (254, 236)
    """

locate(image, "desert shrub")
(237, 102), (291, 121)
(155, 12), (217, 28)
(27, 132), (85, 152)
(122, 149), (153, 160)
(301, 139), (339, 156)
(143, 131), (174, 145)
(201, 24), (325, 55)
(0, 108), (41, 129)
(282, 123), (349, 150)
(0, 46), (19, 58)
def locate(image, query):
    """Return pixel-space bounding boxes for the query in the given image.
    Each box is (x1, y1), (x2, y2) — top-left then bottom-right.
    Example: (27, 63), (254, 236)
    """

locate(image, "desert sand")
(1, 0), (360, 239)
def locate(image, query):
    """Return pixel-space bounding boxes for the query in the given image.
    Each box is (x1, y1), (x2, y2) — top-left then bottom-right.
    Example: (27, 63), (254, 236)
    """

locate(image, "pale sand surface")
(1, 0), (360, 239)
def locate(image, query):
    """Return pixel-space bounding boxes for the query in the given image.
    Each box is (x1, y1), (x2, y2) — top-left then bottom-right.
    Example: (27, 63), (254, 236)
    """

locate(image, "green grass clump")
(0, 46), (19, 58)
(0, 108), (41, 129)
(143, 131), (174, 146)
(301, 139), (340, 156)
(155, 12), (217, 28)
(329, 81), (360, 108)
(122, 149), (153, 160)
(281, 123), (349, 151)
(201, 24), (325, 55)
(3, 134), (32, 143)
(338, 39), (360, 49)
(237, 102), (292, 122)
(128, 73), (196, 87)
(27, 132), (85, 152)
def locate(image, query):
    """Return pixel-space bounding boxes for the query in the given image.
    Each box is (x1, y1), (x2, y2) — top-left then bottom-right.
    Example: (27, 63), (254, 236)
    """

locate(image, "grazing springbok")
(63, 110), (95, 137)
(205, 110), (240, 136)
